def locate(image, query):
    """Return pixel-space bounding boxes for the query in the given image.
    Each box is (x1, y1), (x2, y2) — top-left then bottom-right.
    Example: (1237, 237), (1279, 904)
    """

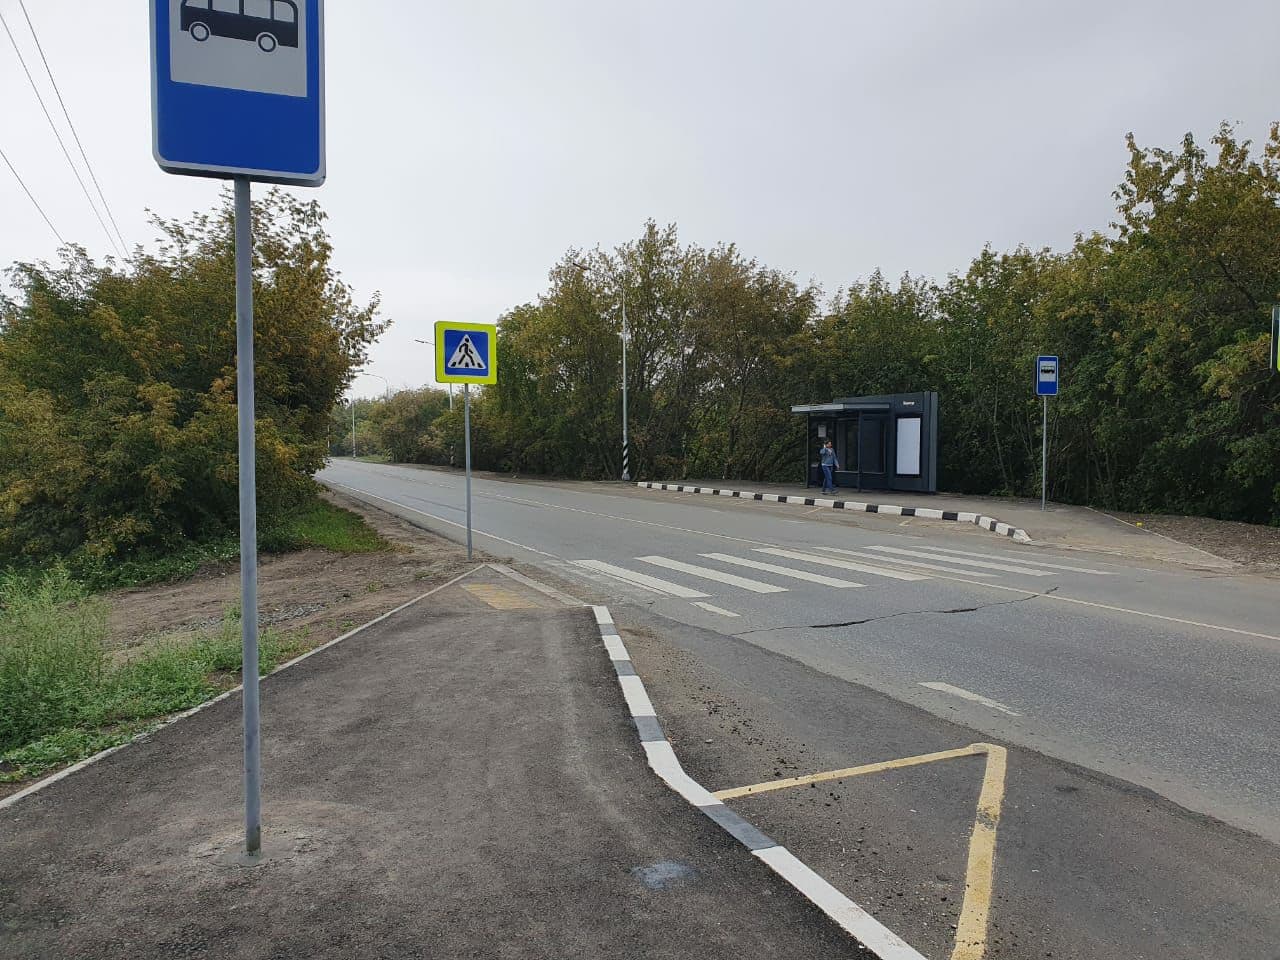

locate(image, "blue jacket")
(819, 446), (838, 467)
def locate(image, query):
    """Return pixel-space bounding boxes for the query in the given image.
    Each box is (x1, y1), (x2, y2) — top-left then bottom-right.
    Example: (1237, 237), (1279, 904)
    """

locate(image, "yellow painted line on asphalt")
(715, 742), (1008, 960)
(952, 744), (1007, 960)
(712, 745), (984, 800)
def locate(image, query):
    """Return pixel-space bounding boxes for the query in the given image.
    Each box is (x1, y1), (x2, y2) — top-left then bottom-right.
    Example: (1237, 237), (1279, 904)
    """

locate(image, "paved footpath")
(0, 568), (853, 960)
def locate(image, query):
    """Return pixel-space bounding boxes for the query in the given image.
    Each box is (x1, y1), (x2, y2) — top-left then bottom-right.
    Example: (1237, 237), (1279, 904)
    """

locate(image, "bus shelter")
(792, 392), (939, 494)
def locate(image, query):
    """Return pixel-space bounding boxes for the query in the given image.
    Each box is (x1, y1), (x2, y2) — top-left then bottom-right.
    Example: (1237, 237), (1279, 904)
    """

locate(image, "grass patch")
(0, 567), (292, 783)
(259, 499), (389, 554)
(23, 495), (390, 592)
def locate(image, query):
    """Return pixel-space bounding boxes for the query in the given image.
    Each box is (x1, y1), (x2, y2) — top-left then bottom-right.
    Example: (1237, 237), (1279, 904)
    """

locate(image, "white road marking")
(865, 545), (1055, 576)
(692, 601), (741, 618)
(815, 547), (998, 578)
(702, 553), (864, 588)
(753, 847), (929, 960)
(904, 544), (1116, 576)
(323, 482), (560, 558)
(573, 560), (709, 599)
(619, 675), (658, 717)
(919, 681), (1021, 716)
(756, 548), (931, 582)
(329, 467), (1280, 644)
(637, 556), (788, 594)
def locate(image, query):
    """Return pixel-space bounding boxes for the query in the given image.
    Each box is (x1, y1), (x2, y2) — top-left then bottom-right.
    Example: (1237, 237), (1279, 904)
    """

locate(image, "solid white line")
(637, 556), (789, 594)
(619, 675), (657, 718)
(602, 634), (631, 659)
(573, 560), (710, 599)
(865, 545), (1055, 576)
(814, 547), (998, 579)
(919, 681), (1021, 717)
(756, 548), (930, 582)
(753, 847), (929, 960)
(692, 601), (741, 618)
(591, 602), (927, 960)
(641, 740), (722, 808)
(0, 566), (487, 812)
(904, 544), (1116, 575)
(324, 482), (560, 558)
(702, 553), (864, 588)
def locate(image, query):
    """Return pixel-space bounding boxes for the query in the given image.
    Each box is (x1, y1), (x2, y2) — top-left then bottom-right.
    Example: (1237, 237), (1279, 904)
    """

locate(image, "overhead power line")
(0, 144), (66, 246)
(17, 0), (128, 253)
(0, 8), (123, 258)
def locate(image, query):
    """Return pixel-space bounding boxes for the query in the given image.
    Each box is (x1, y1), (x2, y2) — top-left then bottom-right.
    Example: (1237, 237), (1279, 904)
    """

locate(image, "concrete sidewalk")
(0, 567), (854, 960)
(639, 478), (1234, 568)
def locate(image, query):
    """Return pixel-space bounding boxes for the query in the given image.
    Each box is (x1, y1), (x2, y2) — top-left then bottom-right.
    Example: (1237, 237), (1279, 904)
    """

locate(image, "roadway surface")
(321, 459), (1280, 848)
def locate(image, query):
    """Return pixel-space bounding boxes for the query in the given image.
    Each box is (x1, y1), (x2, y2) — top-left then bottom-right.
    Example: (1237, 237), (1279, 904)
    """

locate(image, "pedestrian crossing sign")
(435, 321), (498, 385)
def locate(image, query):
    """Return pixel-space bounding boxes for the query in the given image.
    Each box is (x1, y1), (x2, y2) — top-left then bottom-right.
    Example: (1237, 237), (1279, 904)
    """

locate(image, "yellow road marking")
(714, 742), (1009, 960)
(712, 745), (983, 800)
(462, 584), (538, 610)
(952, 744), (1007, 960)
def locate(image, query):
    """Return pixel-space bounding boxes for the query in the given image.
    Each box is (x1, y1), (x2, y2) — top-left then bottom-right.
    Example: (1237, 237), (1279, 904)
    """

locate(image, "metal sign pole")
(464, 383), (473, 560)
(233, 176), (262, 856)
(1041, 395), (1048, 512)
(621, 288), (630, 482)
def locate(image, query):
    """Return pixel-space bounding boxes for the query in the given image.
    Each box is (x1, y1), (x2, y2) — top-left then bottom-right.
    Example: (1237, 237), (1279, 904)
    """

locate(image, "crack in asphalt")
(734, 588), (1057, 636)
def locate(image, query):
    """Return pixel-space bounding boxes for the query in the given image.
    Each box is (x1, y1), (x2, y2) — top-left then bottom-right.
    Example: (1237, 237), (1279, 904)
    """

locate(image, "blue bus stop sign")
(1036, 355), (1059, 396)
(151, 0), (325, 186)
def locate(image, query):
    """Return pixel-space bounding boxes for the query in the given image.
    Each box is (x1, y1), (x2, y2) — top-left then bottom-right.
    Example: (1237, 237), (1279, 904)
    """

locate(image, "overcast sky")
(2, 0), (1277, 397)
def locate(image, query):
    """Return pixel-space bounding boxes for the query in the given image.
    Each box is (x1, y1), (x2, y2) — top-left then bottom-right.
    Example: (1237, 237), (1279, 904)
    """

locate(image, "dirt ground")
(1109, 510), (1280, 570)
(107, 490), (481, 650)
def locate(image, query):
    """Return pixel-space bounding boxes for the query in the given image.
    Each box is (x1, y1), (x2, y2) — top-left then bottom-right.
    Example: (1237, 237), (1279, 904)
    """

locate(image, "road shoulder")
(0, 570), (859, 960)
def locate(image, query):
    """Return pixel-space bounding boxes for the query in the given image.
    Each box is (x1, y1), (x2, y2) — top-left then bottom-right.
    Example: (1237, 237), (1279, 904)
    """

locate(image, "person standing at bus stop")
(819, 439), (839, 495)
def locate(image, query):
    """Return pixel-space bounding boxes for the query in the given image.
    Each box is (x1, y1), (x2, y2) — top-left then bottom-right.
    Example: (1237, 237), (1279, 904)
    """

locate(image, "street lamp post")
(572, 259), (630, 482)
(414, 338), (454, 410)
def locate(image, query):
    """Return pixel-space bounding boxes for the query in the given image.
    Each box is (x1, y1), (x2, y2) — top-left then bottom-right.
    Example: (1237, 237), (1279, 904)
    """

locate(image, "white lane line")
(702, 553), (864, 588)
(332, 470), (1279, 644)
(619, 675), (658, 717)
(756, 548), (931, 582)
(814, 546), (998, 579)
(904, 544), (1117, 576)
(865, 545), (1055, 577)
(573, 560), (710, 599)
(324, 482), (559, 558)
(692, 601), (741, 618)
(919, 681), (1021, 717)
(753, 847), (928, 960)
(637, 556), (789, 594)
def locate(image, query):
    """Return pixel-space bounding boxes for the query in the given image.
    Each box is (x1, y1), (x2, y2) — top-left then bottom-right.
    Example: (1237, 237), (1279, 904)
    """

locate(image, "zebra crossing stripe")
(754, 548), (931, 582)
(701, 553), (864, 588)
(636, 556), (789, 594)
(905, 545), (1115, 575)
(813, 547), (998, 579)
(573, 560), (710, 598)
(864, 546), (1054, 577)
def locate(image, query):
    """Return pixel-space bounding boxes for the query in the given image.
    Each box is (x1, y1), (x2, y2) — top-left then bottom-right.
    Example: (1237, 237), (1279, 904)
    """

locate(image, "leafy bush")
(0, 190), (388, 569)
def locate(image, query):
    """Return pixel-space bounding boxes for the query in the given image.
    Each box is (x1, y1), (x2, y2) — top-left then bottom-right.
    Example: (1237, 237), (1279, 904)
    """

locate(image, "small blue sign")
(436, 322), (497, 385)
(1036, 355), (1059, 396)
(151, 0), (325, 186)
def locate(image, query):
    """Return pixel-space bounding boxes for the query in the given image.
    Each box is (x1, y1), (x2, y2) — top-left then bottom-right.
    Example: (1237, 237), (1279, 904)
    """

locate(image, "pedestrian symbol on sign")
(447, 335), (487, 371)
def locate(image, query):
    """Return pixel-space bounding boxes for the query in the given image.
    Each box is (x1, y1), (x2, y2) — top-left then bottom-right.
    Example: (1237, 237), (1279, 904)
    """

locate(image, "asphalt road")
(1, 572), (858, 959)
(320, 460), (1280, 847)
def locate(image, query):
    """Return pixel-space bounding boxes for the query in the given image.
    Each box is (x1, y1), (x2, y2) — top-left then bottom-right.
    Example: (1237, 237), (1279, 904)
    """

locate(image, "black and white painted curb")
(591, 604), (927, 960)
(638, 481), (1033, 544)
